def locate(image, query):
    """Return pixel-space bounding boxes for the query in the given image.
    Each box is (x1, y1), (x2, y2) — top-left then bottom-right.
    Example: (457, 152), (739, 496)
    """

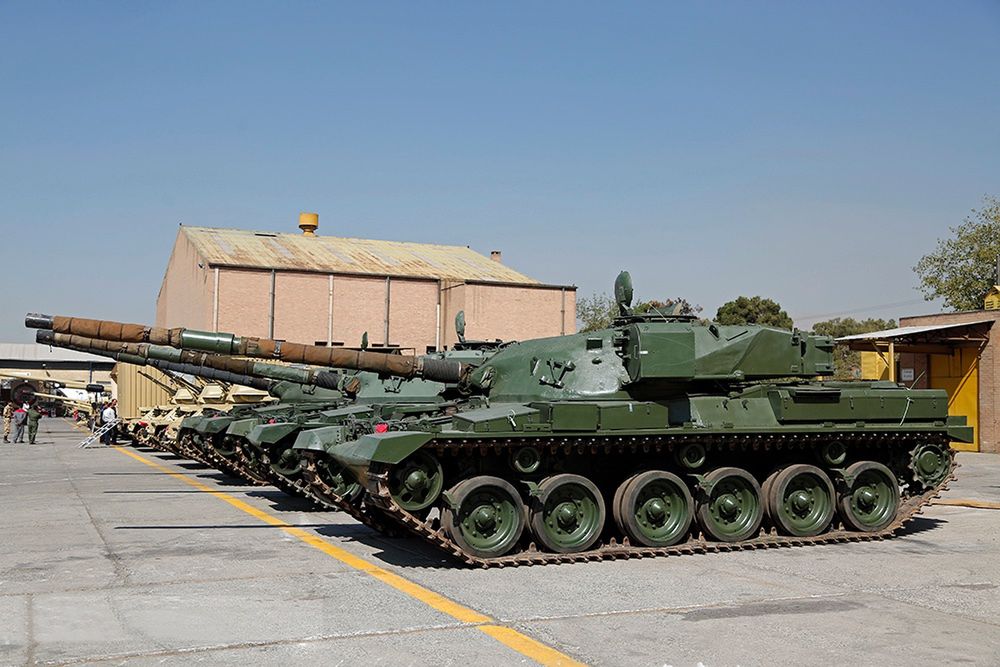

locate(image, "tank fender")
(946, 416), (975, 444)
(247, 422), (301, 447)
(330, 431), (435, 469)
(203, 417), (234, 435)
(225, 417), (258, 439)
(291, 425), (344, 453)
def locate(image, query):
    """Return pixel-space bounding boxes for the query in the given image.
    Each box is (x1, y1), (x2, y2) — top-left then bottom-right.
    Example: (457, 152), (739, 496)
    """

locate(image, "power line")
(793, 298), (931, 322)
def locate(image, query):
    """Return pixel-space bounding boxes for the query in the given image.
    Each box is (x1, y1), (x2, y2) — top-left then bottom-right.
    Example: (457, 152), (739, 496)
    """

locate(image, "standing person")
(26, 404), (42, 444)
(101, 400), (118, 445)
(12, 405), (27, 443)
(2, 402), (12, 443)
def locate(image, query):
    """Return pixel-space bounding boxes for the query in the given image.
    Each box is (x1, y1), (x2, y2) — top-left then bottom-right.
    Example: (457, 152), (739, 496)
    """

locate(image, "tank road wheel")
(389, 451), (444, 514)
(442, 476), (526, 559)
(696, 467), (763, 542)
(240, 445), (265, 475)
(215, 436), (238, 459)
(838, 461), (899, 532)
(316, 457), (362, 502)
(765, 464), (835, 537)
(271, 447), (303, 479)
(615, 471), (694, 547)
(530, 474), (606, 553)
(908, 442), (952, 490)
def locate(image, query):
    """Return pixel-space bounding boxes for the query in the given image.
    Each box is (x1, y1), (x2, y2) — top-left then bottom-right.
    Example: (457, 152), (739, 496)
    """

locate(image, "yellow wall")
(928, 348), (979, 452)
(114, 363), (175, 419)
(860, 351), (890, 380)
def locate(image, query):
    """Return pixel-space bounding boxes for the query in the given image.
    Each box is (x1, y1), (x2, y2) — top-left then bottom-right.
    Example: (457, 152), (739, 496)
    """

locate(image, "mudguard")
(247, 421), (300, 447)
(330, 431), (435, 468)
(225, 417), (259, 439)
(947, 416), (975, 444)
(202, 416), (234, 435)
(292, 425), (345, 453)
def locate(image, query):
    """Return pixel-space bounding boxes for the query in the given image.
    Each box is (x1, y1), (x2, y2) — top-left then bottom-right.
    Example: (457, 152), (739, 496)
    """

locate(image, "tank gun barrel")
(27, 314), (466, 383)
(38, 331), (273, 392)
(36, 330), (341, 391)
(0, 370), (104, 392)
(32, 392), (92, 410)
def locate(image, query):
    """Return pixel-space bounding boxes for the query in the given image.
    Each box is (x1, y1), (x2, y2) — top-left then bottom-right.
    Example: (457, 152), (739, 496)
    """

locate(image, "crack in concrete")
(26, 594), (37, 666)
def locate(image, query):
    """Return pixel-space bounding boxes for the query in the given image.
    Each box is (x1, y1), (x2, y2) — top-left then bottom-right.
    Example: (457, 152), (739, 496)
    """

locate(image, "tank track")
(299, 455), (403, 536)
(256, 452), (325, 509)
(362, 430), (958, 567)
(204, 446), (268, 485)
(173, 433), (268, 486)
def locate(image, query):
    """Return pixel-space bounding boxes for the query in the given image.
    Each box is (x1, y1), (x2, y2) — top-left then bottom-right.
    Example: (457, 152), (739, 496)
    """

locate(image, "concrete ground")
(2, 419), (999, 666)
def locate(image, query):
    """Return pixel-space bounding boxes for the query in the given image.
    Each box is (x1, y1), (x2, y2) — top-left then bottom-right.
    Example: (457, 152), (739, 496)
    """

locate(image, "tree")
(715, 296), (793, 329)
(812, 317), (896, 380)
(634, 298), (702, 318)
(914, 196), (1000, 311)
(576, 294), (703, 333)
(576, 293), (616, 332)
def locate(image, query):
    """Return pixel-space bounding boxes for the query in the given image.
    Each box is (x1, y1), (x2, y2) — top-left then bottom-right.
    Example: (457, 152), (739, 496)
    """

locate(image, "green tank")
(27, 277), (972, 566)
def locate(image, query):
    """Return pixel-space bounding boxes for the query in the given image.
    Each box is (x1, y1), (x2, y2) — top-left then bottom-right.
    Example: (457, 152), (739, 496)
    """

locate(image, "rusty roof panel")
(181, 227), (544, 284)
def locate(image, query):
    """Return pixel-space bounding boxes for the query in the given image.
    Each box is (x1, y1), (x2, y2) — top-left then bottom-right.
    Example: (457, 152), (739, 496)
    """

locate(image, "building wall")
(442, 283), (576, 348)
(387, 279), (439, 352)
(156, 231), (214, 329)
(900, 311), (1000, 454)
(331, 276), (395, 348)
(274, 272), (329, 344)
(216, 269), (272, 338)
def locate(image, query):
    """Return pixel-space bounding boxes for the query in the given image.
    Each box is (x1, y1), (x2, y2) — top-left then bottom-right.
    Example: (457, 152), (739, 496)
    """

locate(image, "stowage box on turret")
(28, 272), (972, 567)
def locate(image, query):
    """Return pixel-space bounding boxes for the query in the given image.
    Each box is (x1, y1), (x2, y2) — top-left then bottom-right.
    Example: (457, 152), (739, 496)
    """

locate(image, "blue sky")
(2, 2), (998, 341)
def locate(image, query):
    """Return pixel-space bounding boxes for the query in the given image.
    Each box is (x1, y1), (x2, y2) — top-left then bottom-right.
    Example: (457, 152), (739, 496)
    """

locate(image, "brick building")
(156, 216), (576, 352)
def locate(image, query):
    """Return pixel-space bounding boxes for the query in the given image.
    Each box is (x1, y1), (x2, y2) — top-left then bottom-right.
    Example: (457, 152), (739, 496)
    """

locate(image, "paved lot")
(2, 419), (999, 666)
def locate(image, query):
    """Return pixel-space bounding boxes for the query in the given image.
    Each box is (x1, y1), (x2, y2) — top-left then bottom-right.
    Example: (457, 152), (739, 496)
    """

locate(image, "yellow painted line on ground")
(111, 446), (585, 666)
(931, 498), (1000, 510)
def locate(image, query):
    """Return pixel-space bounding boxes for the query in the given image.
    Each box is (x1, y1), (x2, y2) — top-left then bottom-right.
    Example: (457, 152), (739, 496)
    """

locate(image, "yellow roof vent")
(299, 212), (319, 236)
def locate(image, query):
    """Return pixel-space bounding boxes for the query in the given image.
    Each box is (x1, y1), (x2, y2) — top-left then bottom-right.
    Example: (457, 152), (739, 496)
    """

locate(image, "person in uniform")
(26, 405), (42, 444)
(2, 402), (12, 442)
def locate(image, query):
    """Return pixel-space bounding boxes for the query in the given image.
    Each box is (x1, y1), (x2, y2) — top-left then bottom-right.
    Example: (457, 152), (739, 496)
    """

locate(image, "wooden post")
(888, 340), (896, 382)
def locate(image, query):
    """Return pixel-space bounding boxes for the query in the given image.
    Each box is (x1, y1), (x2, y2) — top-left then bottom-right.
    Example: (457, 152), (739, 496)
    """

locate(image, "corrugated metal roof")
(181, 226), (544, 284)
(0, 343), (111, 364)
(837, 319), (996, 341)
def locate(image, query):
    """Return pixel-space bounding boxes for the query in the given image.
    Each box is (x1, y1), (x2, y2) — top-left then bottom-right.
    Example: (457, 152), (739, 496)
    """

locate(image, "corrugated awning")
(837, 319), (993, 353)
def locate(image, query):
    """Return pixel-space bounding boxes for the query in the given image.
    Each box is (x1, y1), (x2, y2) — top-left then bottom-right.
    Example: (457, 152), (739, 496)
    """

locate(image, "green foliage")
(715, 296), (793, 329)
(914, 196), (1000, 311)
(634, 298), (702, 318)
(576, 293), (617, 333)
(812, 317), (896, 379)
(576, 294), (702, 333)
